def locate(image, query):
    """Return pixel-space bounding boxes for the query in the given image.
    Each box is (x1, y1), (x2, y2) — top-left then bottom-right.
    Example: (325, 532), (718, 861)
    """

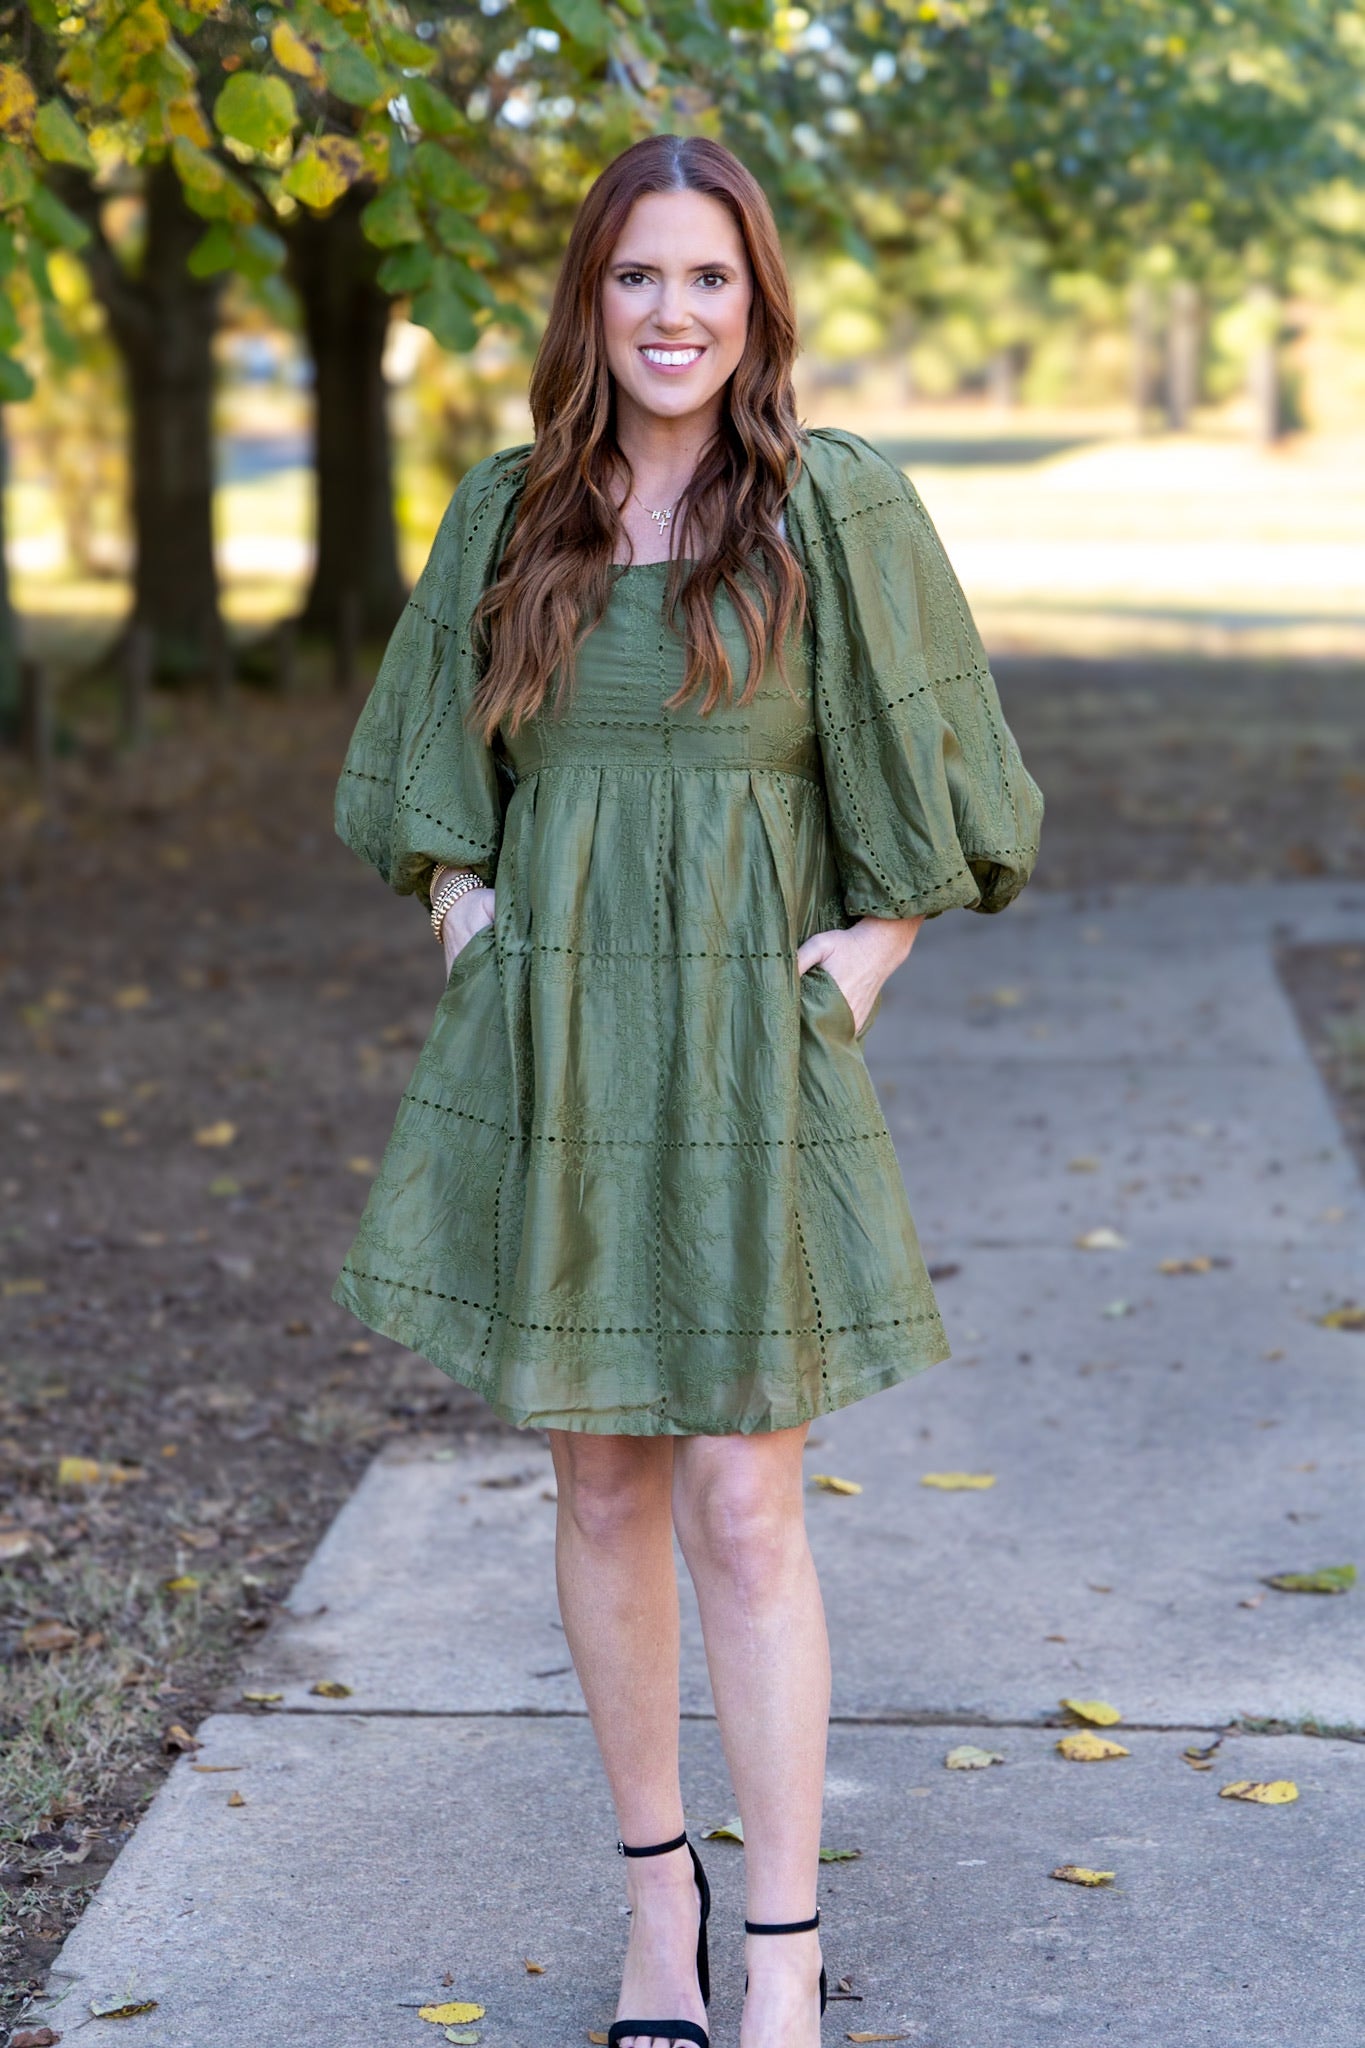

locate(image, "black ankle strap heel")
(744, 1909), (828, 2017)
(607, 1829), (711, 2048)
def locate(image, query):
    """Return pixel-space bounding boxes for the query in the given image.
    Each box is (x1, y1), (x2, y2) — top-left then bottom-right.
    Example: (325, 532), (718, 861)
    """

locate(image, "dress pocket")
(443, 918), (496, 993)
(803, 960), (881, 1043)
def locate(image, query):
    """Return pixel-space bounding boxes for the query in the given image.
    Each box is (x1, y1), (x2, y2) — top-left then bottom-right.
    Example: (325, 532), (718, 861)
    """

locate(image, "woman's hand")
(441, 886), (496, 976)
(797, 913), (924, 1033)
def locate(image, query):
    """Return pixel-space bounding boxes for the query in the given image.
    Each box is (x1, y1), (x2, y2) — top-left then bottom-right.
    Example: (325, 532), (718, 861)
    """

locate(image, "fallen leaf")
(226, 1789), (246, 1807)
(240, 1690), (282, 1704)
(1238, 1594), (1264, 1610)
(1102, 1299), (1134, 1318)
(588, 2034), (610, 2044)
(1056, 1732), (1129, 1762)
(810, 1473), (862, 1495)
(1184, 1738), (1223, 1762)
(57, 1455), (143, 1486)
(97, 1107), (128, 1129)
(309, 1678), (354, 1697)
(418, 2003), (485, 2026)
(347, 1155), (376, 1174)
(1158, 1256), (1213, 1274)
(113, 985), (151, 1010)
(444, 2032), (481, 2045)
(1067, 1156), (1100, 1172)
(193, 1119), (238, 1147)
(1050, 1865), (1115, 1887)
(1185, 1758), (1214, 1771)
(163, 1574), (200, 1593)
(1220, 1780), (1298, 1805)
(162, 1723), (201, 1753)
(945, 1745), (1005, 1769)
(1262, 1565), (1354, 1595)
(20, 1619), (79, 1653)
(524, 1960), (545, 1973)
(1317, 1303), (1365, 1331)
(0, 1529), (34, 1561)
(701, 1814), (744, 1842)
(1059, 1698), (1121, 1727)
(847, 2034), (910, 2042)
(818, 1845), (862, 1861)
(3, 1276), (46, 1295)
(190, 1763), (242, 1773)
(89, 1992), (158, 2017)
(920, 1472), (995, 1490)
(1075, 1227), (1125, 1251)
(11, 2026), (62, 2045)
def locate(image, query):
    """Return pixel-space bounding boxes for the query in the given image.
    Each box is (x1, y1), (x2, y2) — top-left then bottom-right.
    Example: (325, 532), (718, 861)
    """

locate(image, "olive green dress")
(329, 428), (1044, 1435)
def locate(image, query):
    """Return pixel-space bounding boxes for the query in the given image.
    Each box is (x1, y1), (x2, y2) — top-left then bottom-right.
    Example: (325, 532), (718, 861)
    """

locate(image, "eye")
(697, 271), (729, 289)
(615, 268), (651, 287)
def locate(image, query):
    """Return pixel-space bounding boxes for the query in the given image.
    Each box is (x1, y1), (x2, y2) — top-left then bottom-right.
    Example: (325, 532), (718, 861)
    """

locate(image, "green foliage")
(212, 71), (297, 153)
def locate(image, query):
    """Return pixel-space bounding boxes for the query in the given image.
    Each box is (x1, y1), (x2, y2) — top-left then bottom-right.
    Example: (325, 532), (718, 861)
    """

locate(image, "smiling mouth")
(639, 345), (705, 368)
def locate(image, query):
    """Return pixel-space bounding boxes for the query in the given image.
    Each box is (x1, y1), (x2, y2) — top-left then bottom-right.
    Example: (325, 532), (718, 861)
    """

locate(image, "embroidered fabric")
(329, 428), (1043, 1434)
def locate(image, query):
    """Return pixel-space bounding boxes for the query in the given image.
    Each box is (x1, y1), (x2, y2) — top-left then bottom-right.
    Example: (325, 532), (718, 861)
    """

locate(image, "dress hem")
(330, 1267), (950, 1437)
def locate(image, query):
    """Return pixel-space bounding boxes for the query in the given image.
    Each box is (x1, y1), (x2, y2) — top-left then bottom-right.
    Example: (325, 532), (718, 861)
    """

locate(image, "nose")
(651, 278), (692, 333)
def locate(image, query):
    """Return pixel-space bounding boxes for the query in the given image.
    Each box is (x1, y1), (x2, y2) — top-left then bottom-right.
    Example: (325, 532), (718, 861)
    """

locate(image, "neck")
(613, 386), (722, 503)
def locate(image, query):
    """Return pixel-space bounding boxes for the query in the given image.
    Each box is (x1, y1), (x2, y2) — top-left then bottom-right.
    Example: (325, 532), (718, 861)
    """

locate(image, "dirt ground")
(2, 646), (1363, 2033)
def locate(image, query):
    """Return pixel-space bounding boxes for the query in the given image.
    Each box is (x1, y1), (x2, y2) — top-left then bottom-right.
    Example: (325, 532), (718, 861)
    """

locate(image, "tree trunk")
(1130, 279), (1158, 434)
(1165, 280), (1201, 432)
(1247, 283), (1284, 446)
(0, 413), (20, 742)
(79, 161), (228, 686)
(287, 190), (406, 643)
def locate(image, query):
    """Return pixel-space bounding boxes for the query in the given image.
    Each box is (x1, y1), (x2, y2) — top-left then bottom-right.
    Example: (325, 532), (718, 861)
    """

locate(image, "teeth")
(642, 347), (702, 365)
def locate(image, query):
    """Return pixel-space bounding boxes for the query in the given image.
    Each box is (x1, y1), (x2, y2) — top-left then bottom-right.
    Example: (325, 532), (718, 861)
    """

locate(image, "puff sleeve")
(332, 447), (527, 910)
(786, 428), (1043, 922)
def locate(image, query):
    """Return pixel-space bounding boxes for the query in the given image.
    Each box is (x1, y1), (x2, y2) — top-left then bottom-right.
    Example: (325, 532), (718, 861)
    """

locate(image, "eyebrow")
(609, 258), (737, 273)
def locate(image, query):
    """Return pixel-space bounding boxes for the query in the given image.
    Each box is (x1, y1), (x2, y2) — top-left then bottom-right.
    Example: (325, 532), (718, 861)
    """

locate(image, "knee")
(553, 1438), (666, 1550)
(674, 1460), (804, 1593)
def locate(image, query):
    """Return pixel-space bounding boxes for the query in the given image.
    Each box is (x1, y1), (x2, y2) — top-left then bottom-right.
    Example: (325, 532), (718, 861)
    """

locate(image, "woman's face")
(601, 188), (753, 431)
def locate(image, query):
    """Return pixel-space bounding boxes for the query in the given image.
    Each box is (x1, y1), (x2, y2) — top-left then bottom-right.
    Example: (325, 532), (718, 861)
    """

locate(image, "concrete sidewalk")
(28, 880), (1365, 2047)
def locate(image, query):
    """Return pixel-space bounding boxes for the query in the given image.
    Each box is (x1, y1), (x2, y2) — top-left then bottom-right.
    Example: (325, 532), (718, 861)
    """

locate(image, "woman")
(332, 135), (1042, 2048)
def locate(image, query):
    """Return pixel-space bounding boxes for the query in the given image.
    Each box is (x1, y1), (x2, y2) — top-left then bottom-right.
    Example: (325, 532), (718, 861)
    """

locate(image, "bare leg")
(672, 1425), (829, 2048)
(548, 1431), (705, 2048)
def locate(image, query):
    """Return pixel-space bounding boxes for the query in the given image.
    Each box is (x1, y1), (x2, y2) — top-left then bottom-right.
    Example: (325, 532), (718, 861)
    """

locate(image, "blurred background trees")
(1, 0), (1362, 737)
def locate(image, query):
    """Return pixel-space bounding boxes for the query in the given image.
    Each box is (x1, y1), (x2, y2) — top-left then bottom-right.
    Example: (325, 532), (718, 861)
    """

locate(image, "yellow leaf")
(1219, 1780), (1298, 1805)
(524, 1959), (545, 1973)
(1067, 1156), (1100, 1172)
(4, 1276), (46, 1295)
(98, 1107), (128, 1128)
(945, 1744), (1004, 1769)
(1059, 1697), (1121, 1726)
(0, 63), (37, 134)
(701, 1814), (744, 1842)
(89, 1992), (158, 2018)
(920, 1472), (995, 1490)
(1050, 1864), (1115, 1886)
(419, 2004), (486, 2026)
(163, 1574), (200, 1593)
(309, 1679), (353, 1697)
(588, 2035), (610, 2045)
(241, 1690), (282, 1704)
(226, 1789), (247, 1807)
(114, 984), (151, 1009)
(271, 19), (322, 80)
(1318, 1303), (1365, 1330)
(1158, 1256), (1213, 1274)
(810, 1473), (862, 1494)
(190, 1763), (243, 1773)
(194, 1119), (238, 1146)
(347, 1155), (376, 1174)
(58, 1455), (142, 1485)
(1075, 1227), (1125, 1250)
(166, 94), (213, 147)
(1056, 1732), (1129, 1761)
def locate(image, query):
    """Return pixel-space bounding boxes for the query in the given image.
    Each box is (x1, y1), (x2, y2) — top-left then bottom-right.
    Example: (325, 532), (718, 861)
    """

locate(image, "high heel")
(743, 1910), (828, 2018)
(607, 1829), (711, 2048)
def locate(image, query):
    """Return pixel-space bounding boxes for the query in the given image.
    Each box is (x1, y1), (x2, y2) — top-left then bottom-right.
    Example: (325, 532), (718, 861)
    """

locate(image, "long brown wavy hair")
(469, 134), (807, 742)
